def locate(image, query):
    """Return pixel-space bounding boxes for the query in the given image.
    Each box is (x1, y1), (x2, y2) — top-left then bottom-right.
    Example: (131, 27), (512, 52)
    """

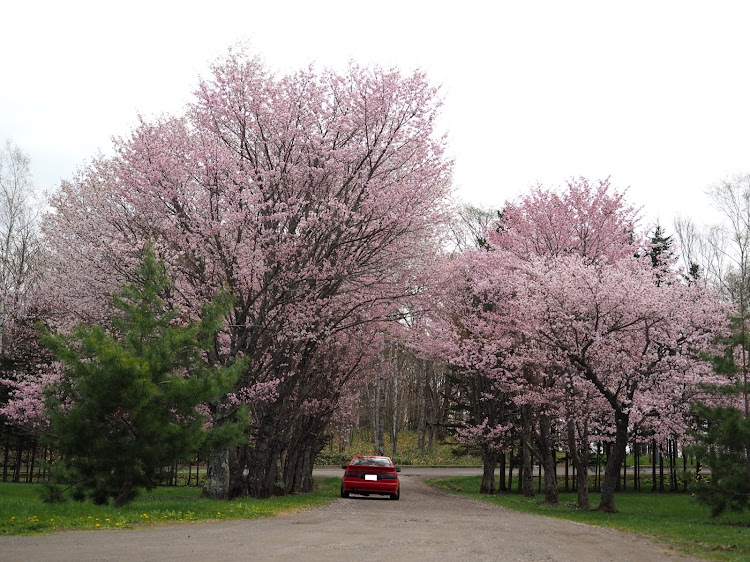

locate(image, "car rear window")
(351, 456), (392, 467)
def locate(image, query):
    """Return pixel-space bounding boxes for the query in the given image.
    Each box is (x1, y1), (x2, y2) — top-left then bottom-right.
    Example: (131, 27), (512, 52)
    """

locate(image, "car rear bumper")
(342, 478), (399, 495)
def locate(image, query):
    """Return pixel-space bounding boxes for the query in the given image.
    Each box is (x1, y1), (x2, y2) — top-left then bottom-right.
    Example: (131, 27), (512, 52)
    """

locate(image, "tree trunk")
(376, 370), (385, 456)
(417, 361), (427, 453)
(2, 427), (10, 482)
(27, 439), (37, 483)
(521, 437), (535, 497)
(659, 444), (665, 492)
(391, 375), (399, 457)
(498, 451), (507, 492)
(480, 447), (498, 494)
(598, 411), (629, 513)
(683, 450), (688, 492)
(633, 436), (641, 492)
(566, 420), (590, 509)
(196, 453), (200, 487)
(539, 415), (559, 504)
(114, 479), (133, 508)
(203, 446), (231, 499)
(12, 435), (23, 483)
(507, 448), (514, 491)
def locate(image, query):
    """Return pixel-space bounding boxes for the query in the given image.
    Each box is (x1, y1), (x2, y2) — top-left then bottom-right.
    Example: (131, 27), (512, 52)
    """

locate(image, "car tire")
(390, 486), (400, 500)
(340, 484), (350, 498)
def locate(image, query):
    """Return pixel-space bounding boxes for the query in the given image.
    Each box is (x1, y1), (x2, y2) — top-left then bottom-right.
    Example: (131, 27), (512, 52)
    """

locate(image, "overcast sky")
(3, 1), (749, 230)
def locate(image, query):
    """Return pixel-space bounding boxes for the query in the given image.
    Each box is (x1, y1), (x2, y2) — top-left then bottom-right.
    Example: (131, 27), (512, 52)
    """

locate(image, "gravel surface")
(0, 467), (700, 561)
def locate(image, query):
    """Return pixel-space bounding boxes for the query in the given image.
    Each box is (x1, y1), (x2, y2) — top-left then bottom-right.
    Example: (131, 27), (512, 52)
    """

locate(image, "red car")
(340, 455), (401, 500)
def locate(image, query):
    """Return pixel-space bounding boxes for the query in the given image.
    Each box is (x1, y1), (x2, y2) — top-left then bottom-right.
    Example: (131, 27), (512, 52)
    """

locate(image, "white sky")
(3, 1), (749, 231)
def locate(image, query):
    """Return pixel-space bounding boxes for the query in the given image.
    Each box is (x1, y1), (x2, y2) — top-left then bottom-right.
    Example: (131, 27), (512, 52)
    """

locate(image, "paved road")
(0, 467), (698, 561)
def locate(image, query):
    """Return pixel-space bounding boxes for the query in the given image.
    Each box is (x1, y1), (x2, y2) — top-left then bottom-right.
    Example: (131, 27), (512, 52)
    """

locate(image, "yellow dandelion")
(96, 523), (101, 528)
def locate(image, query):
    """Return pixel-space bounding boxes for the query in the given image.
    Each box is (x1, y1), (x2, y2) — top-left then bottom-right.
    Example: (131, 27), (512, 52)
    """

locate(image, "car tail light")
(345, 471), (396, 480)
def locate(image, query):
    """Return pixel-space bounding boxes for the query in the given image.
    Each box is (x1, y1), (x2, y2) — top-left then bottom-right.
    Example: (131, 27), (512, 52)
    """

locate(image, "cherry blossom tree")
(517, 252), (726, 511)
(420, 178), (727, 512)
(415, 239), (525, 495)
(39, 49), (453, 499)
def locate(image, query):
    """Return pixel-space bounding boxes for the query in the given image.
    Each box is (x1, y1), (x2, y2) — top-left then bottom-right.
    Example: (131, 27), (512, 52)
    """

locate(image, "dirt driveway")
(0, 467), (698, 561)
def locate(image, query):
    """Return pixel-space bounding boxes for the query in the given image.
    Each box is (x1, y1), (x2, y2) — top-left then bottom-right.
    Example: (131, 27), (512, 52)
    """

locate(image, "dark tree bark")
(498, 452), (507, 492)
(566, 419), (590, 509)
(598, 411), (629, 513)
(659, 445), (665, 492)
(12, 435), (23, 483)
(114, 479), (133, 508)
(376, 370), (385, 456)
(27, 439), (36, 483)
(480, 447), (498, 494)
(538, 415), (559, 505)
(417, 361), (427, 453)
(2, 428), (9, 482)
(521, 436), (535, 497)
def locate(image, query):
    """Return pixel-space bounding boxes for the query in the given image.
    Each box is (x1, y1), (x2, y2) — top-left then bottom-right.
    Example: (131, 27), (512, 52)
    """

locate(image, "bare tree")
(675, 173), (750, 415)
(447, 204), (500, 253)
(0, 140), (43, 355)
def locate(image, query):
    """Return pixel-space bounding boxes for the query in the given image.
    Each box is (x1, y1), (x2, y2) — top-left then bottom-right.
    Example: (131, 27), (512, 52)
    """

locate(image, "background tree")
(0, 139), (42, 354)
(674, 173), (750, 514)
(447, 204), (500, 252)
(0, 140), (49, 484)
(42, 250), (245, 507)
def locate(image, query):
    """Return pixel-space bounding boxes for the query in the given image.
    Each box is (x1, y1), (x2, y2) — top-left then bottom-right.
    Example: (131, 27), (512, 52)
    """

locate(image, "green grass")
(430, 475), (750, 561)
(0, 477), (340, 536)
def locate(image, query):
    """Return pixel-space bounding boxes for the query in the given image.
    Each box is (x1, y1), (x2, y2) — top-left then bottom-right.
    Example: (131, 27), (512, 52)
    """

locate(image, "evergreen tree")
(42, 250), (246, 507)
(690, 404), (750, 516)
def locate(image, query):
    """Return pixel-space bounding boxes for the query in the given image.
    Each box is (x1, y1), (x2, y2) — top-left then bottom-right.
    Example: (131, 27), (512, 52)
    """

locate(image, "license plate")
(365, 474), (377, 481)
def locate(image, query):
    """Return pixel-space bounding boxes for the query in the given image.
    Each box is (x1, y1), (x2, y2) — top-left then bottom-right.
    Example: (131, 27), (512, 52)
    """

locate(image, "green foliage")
(689, 404), (750, 517)
(41, 250), (247, 507)
(0, 478), (339, 536)
(432, 476), (750, 561)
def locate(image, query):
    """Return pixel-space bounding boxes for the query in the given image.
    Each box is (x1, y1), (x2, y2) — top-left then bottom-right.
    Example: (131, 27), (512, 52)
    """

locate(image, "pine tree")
(690, 404), (750, 516)
(42, 250), (246, 507)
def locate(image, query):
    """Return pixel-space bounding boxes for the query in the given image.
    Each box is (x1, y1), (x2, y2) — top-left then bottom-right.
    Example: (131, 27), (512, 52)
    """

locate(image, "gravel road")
(0, 467), (699, 561)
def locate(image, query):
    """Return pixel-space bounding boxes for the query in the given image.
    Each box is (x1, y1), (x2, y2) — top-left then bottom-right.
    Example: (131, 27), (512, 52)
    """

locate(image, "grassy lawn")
(0, 477), (340, 536)
(430, 475), (750, 561)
